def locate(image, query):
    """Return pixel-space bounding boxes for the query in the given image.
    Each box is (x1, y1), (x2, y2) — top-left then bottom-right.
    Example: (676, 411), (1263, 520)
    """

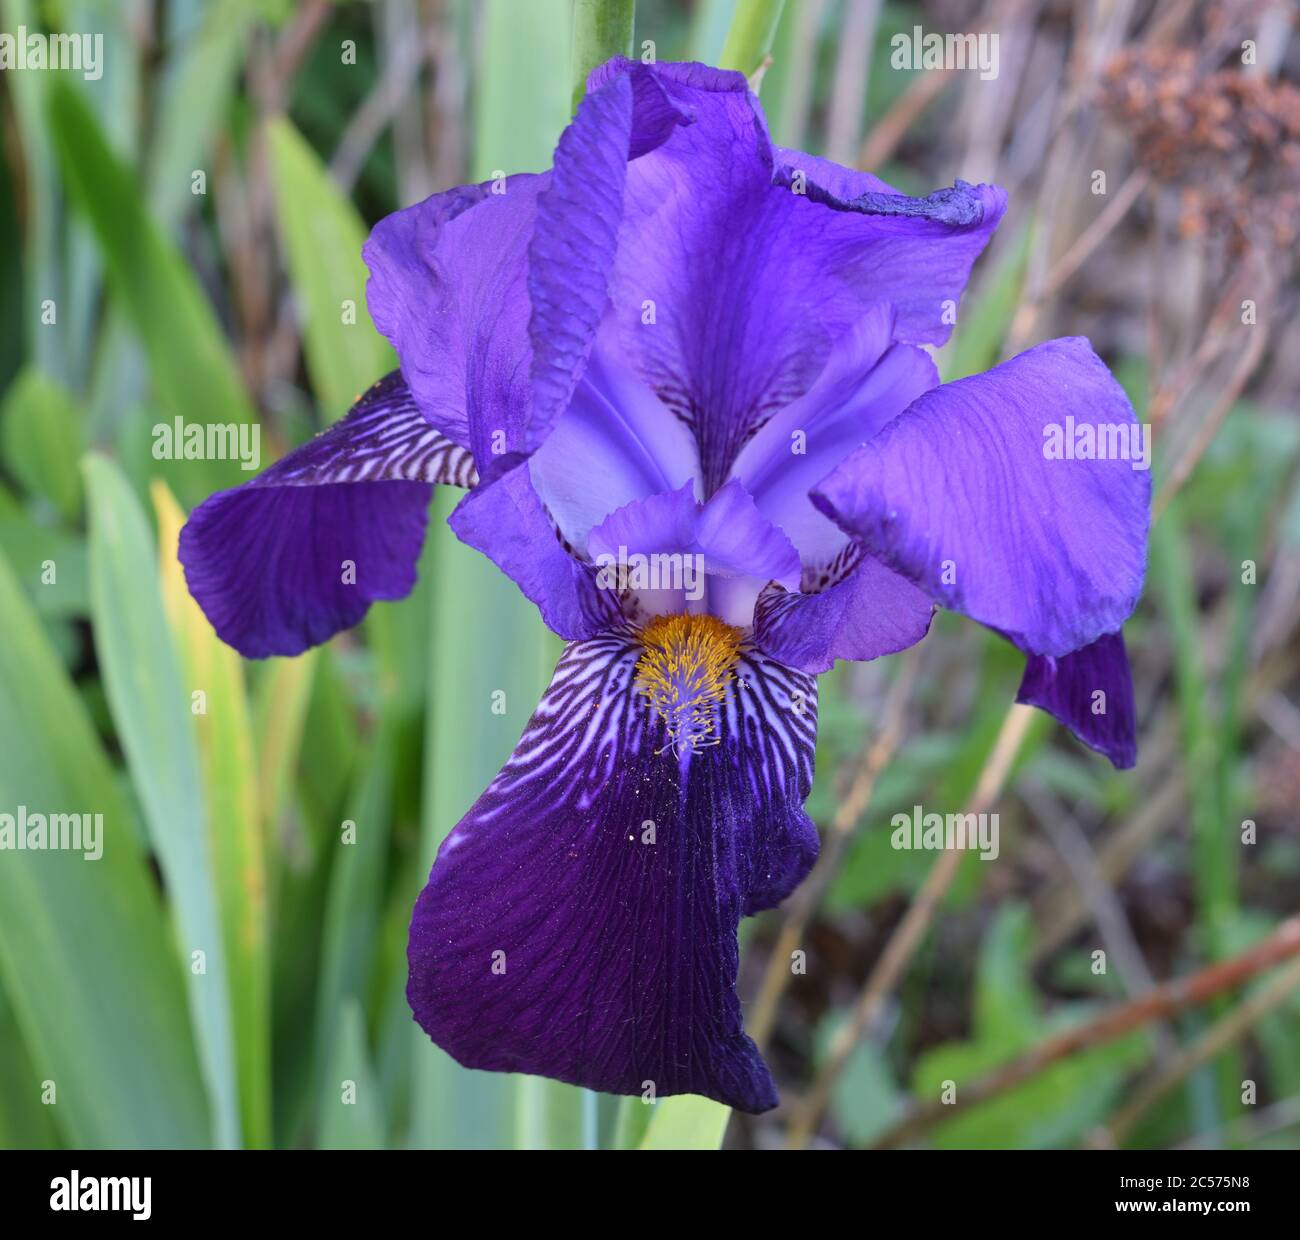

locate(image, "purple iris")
(180, 59), (1149, 1114)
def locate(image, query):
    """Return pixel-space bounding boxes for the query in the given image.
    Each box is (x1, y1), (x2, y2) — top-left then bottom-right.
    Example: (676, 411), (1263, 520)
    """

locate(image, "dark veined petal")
(407, 629), (819, 1112)
(180, 373), (472, 659)
(813, 338), (1151, 660)
(1017, 630), (1137, 769)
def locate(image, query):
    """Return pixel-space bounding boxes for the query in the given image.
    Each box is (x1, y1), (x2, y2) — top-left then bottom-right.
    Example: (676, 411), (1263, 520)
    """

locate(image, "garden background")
(0, 0), (1297, 1150)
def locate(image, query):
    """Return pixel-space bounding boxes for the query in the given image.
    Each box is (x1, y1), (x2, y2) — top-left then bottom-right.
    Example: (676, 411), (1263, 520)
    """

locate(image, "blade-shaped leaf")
(84, 454), (240, 1147)
(155, 481), (271, 1149)
(0, 544), (210, 1148)
(265, 117), (394, 420)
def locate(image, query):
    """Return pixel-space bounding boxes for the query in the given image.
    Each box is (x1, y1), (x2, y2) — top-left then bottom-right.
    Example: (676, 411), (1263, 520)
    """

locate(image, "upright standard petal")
(602, 62), (1004, 487)
(1017, 630), (1138, 769)
(408, 627), (819, 1112)
(813, 338), (1151, 659)
(180, 373), (473, 659)
(365, 60), (692, 474)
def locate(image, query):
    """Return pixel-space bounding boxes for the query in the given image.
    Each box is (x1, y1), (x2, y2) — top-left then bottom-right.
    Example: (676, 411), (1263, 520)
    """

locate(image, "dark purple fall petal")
(407, 633), (818, 1113)
(1017, 630), (1138, 769)
(812, 338), (1150, 660)
(179, 373), (471, 659)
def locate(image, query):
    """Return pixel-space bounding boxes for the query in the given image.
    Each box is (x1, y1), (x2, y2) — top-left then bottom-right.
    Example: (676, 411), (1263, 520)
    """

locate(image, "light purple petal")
(528, 321), (701, 553)
(407, 632), (818, 1112)
(729, 306), (938, 566)
(813, 338), (1151, 659)
(1017, 630), (1137, 769)
(585, 480), (801, 625)
(180, 373), (471, 658)
(448, 461), (621, 640)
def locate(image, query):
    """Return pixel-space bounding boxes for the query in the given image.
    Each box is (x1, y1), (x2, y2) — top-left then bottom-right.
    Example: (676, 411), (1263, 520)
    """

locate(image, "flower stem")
(571, 0), (636, 113)
(719, 0), (786, 78)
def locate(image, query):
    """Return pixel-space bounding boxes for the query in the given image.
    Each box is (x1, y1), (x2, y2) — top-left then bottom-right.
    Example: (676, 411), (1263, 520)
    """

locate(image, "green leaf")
(47, 83), (254, 505)
(0, 543), (210, 1148)
(719, 0), (786, 76)
(571, 0), (635, 112)
(155, 481), (271, 1149)
(84, 455), (241, 1147)
(639, 1095), (731, 1149)
(312, 719), (396, 1122)
(148, 0), (254, 232)
(318, 1001), (386, 1150)
(265, 117), (394, 420)
(1, 368), (86, 521)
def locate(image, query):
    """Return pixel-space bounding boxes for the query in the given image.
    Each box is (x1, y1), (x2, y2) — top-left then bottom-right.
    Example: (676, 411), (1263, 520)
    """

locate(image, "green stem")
(719, 0), (786, 77)
(571, 0), (636, 113)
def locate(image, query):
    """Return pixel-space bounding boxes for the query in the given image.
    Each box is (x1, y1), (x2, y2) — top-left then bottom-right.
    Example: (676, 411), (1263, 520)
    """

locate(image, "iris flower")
(181, 59), (1149, 1113)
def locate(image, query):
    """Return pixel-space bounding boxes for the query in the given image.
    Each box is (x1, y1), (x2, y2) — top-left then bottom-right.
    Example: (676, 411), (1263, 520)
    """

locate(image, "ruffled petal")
(1017, 630), (1137, 769)
(180, 373), (470, 658)
(407, 631), (819, 1112)
(365, 61), (693, 473)
(601, 64), (1003, 487)
(813, 338), (1151, 659)
(364, 177), (540, 451)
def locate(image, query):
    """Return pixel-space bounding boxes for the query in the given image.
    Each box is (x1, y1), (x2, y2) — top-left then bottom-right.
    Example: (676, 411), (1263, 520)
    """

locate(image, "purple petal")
(604, 74), (1003, 487)
(729, 306), (938, 567)
(528, 321), (700, 553)
(364, 176), (540, 452)
(407, 632), (818, 1112)
(1017, 630), (1137, 769)
(813, 338), (1151, 659)
(448, 462), (621, 641)
(179, 373), (469, 659)
(754, 550), (935, 675)
(525, 68), (691, 456)
(585, 480), (802, 625)
(365, 61), (692, 473)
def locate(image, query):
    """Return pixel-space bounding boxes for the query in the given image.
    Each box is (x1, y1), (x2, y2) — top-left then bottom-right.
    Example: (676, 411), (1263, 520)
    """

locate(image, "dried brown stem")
(869, 916), (1300, 1149)
(784, 703), (1038, 1148)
